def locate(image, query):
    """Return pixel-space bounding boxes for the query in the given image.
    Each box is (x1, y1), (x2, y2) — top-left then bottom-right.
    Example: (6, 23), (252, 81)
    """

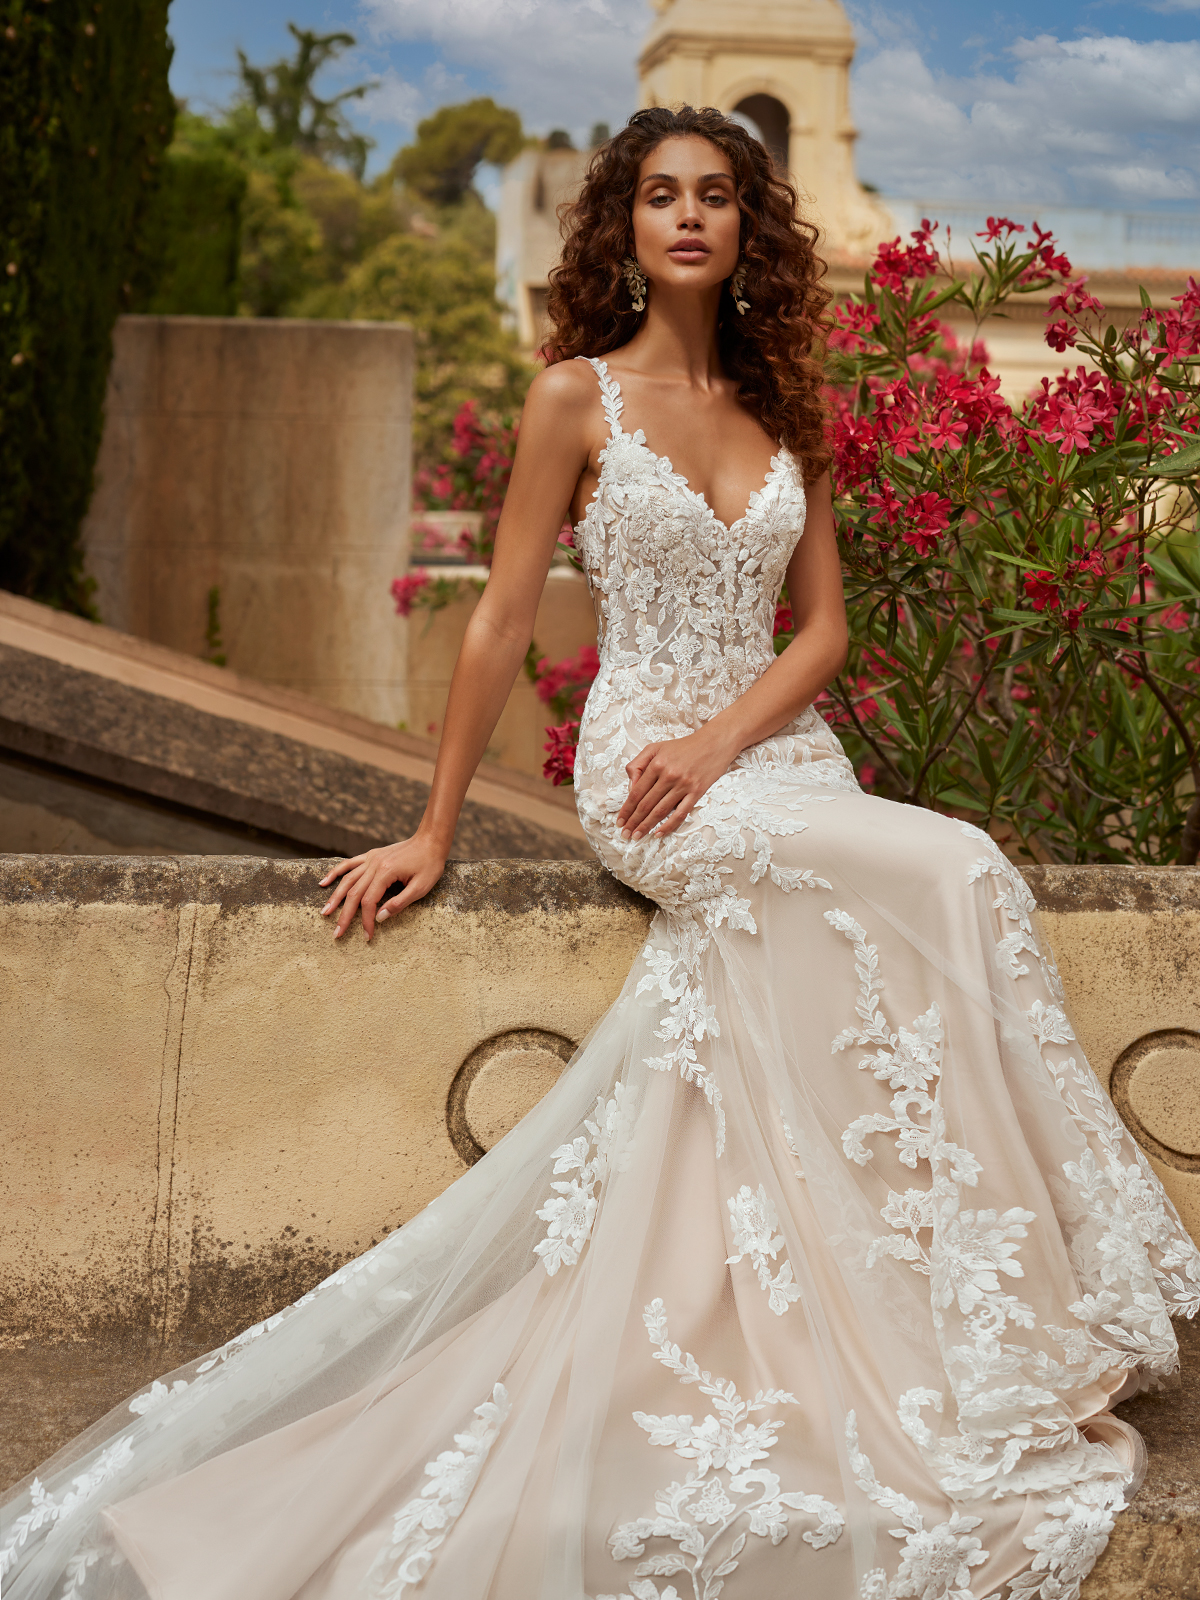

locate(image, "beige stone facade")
(81, 315), (414, 729)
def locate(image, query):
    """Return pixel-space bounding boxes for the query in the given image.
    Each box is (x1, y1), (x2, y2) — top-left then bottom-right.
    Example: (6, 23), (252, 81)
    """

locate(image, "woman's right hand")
(318, 833), (448, 942)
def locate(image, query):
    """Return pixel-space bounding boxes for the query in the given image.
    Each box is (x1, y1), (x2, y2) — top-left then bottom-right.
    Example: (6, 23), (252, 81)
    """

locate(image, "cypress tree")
(0, 0), (174, 612)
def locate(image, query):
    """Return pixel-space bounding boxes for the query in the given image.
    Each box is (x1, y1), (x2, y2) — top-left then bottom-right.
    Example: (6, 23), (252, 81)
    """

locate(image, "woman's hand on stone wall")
(319, 834), (447, 941)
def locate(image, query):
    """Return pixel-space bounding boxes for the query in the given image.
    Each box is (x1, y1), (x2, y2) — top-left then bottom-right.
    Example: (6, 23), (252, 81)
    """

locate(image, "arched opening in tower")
(731, 95), (790, 171)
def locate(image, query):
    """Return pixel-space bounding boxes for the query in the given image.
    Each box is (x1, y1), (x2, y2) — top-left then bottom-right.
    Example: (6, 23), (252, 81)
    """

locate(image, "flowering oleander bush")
(806, 218), (1200, 864)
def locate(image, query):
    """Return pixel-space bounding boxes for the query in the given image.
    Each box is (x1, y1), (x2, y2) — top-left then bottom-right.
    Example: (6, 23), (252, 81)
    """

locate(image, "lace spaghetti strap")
(575, 354), (624, 439)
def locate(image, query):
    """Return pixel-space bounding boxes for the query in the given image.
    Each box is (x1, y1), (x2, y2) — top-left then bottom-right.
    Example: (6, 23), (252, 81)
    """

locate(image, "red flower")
(1045, 320), (1078, 353)
(1044, 402), (1093, 455)
(1048, 278), (1105, 318)
(977, 217), (1025, 241)
(866, 478), (902, 526)
(773, 601), (794, 637)
(542, 721), (579, 786)
(926, 408), (968, 450)
(1024, 571), (1061, 612)
(900, 491), (952, 556)
(1064, 603), (1088, 633)
(391, 571), (430, 617)
(871, 225), (940, 292)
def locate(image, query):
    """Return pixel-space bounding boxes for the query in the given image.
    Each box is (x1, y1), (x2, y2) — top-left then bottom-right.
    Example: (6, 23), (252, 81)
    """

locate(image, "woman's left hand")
(617, 723), (740, 841)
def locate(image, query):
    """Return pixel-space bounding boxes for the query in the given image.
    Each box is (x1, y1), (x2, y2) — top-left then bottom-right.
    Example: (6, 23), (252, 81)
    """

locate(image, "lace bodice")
(573, 356), (805, 737)
(570, 356), (859, 860)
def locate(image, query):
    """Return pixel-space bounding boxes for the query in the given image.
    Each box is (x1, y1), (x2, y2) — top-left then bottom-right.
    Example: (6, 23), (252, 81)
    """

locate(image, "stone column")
(82, 315), (412, 728)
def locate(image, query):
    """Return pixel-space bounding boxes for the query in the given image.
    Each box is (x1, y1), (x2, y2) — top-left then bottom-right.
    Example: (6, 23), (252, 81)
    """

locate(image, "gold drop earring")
(622, 256), (648, 313)
(730, 263), (750, 315)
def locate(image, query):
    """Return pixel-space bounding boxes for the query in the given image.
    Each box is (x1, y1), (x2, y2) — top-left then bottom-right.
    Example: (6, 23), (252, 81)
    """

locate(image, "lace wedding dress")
(5, 356), (1199, 1600)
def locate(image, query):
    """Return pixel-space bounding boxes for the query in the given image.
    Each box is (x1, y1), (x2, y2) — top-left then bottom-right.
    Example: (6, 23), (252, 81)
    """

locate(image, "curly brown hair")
(545, 105), (832, 483)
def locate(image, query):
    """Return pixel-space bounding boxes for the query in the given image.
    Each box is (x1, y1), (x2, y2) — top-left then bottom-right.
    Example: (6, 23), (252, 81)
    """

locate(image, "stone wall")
(81, 316), (413, 728)
(3, 854), (1198, 1352)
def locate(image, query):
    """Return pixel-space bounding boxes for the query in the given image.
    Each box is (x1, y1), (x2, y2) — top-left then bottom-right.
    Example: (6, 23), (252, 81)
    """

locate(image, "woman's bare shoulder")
(519, 360), (605, 455)
(525, 357), (601, 412)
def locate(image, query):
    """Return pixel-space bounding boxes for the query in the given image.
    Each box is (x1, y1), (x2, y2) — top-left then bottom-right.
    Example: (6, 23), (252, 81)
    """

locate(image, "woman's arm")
(321, 364), (597, 938)
(616, 471), (847, 841)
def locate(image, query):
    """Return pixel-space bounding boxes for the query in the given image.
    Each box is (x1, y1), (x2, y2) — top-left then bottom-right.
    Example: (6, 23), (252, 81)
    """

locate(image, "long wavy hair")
(545, 105), (832, 483)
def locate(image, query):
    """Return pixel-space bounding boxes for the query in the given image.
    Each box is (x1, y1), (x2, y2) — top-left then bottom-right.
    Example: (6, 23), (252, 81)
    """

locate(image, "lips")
(668, 242), (710, 259)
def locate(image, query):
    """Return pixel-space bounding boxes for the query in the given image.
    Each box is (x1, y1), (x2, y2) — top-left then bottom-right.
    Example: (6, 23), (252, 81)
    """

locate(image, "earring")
(730, 264), (750, 315)
(622, 256), (647, 313)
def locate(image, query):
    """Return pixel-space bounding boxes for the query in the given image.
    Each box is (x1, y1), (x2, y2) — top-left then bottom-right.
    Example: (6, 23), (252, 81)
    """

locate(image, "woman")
(4, 105), (1197, 1600)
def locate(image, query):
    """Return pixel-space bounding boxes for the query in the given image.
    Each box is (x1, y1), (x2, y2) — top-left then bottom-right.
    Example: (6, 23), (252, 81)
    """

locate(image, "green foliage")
(342, 229), (531, 461)
(139, 147), (246, 317)
(393, 98), (523, 206)
(0, 0), (174, 612)
(236, 23), (376, 180)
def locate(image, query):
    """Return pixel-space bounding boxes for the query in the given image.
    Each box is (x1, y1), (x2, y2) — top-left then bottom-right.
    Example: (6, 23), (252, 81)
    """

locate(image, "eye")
(648, 190), (675, 206)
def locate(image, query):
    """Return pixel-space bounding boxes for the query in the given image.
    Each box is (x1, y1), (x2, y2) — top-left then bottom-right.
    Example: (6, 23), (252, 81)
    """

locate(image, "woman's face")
(630, 135), (741, 299)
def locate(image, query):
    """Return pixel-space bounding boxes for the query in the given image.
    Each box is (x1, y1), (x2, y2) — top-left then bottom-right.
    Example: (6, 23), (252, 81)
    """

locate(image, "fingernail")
(376, 909), (389, 923)
(334, 927), (342, 939)
(620, 828), (632, 840)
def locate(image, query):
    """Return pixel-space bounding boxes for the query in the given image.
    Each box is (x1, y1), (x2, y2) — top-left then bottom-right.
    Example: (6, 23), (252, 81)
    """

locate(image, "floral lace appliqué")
(535, 1083), (638, 1275)
(598, 1299), (842, 1600)
(726, 1185), (802, 1315)
(365, 1384), (511, 1599)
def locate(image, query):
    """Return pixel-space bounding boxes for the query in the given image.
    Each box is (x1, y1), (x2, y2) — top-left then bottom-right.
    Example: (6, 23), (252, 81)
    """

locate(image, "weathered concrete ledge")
(1, 642), (589, 861)
(2, 855), (1198, 1591)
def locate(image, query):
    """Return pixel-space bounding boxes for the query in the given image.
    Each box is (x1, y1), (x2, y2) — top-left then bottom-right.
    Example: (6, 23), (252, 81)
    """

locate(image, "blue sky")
(168, 0), (1200, 209)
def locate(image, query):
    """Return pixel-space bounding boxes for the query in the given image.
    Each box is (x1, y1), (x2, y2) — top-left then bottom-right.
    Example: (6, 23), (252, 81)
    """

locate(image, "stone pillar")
(81, 315), (412, 728)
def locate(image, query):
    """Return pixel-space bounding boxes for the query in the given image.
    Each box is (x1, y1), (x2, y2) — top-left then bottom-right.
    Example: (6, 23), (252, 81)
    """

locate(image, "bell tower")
(638, 0), (893, 256)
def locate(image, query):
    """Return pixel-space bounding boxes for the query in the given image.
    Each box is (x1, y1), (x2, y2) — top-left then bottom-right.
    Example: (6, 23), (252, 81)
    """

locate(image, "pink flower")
(926, 408), (968, 450)
(871, 225), (940, 292)
(900, 491), (952, 556)
(1048, 278), (1105, 318)
(391, 571), (430, 617)
(977, 217), (1025, 241)
(542, 721), (579, 786)
(1045, 402), (1093, 455)
(1045, 320), (1078, 353)
(1024, 570), (1061, 612)
(866, 478), (902, 526)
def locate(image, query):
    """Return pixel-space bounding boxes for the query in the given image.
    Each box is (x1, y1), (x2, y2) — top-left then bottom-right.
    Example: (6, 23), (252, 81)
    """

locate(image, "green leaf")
(924, 624), (959, 687)
(1132, 437), (1200, 479)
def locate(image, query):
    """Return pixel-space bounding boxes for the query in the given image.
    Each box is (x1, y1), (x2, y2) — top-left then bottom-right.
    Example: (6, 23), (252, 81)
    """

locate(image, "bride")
(4, 104), (1198, 1600)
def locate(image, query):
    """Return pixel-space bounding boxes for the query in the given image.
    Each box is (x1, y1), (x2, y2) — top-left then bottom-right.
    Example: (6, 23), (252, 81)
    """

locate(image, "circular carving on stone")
(446, 1028), (576, 1167)
(1109, 1029), (1200, 1174)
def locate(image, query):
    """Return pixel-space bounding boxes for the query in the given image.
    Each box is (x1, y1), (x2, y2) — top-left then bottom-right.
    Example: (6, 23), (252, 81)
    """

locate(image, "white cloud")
(850, 32), (1200, 206)
(360, 62), (471, 135)
(360, 0), (649, 141)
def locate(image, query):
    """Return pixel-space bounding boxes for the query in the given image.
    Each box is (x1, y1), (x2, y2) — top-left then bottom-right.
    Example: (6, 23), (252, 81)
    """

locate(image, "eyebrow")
(640, 171), (734, 186)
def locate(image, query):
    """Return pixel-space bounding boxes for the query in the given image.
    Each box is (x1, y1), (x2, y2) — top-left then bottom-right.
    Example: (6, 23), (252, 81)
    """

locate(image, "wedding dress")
(4, 356), (1199, 1600)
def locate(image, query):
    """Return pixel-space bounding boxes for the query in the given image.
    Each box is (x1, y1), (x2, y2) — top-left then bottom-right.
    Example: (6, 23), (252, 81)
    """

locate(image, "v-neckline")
(593, 359), (788, 536)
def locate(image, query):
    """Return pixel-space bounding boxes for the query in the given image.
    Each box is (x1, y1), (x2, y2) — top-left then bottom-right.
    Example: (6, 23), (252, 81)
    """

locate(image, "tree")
(0, 0), (174, 612)
(236, 24), (377, 180)
(344, 232), (531, 462)
(393, 98), (524, 206)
